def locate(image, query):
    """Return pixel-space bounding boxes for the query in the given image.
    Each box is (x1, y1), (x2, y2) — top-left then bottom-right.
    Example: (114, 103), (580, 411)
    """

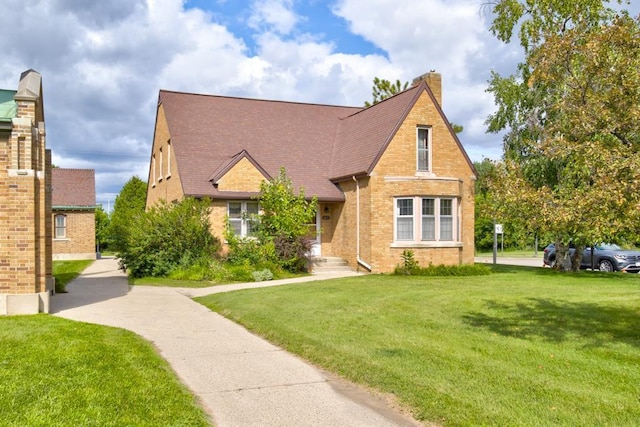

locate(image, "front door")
(307, 211), (321, 257)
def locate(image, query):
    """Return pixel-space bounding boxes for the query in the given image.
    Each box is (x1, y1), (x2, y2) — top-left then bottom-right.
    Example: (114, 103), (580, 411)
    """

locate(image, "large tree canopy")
(485, 0), (640, 269)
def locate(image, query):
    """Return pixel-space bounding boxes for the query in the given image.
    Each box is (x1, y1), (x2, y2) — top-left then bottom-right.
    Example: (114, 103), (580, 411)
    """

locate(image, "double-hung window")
(54, 214), (66, 239)
(395, 197), (458, 243)
(396, 199), (414, 240)
(228, 201), (259, 237)
(417, 127), (431, 172)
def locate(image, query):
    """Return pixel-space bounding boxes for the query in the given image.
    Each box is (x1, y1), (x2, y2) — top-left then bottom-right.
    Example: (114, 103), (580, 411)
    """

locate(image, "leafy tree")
(119, 197), (220, 278)
(256, 167), (318, 272)
(364, 77), (408, 107)
(485, 1), (640, 270)
(95, 205), (110, 252)
(109, 176), (147, 254)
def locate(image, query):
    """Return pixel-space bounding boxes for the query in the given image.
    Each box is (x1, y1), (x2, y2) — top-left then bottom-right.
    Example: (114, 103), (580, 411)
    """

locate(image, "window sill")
(53, 238), (70, 241)
(391, 241), (462, 248)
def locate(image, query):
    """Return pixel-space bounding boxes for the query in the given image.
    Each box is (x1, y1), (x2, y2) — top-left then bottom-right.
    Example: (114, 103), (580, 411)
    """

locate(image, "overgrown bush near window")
(257, 167), (317, 272)
(222, 168), (317, 273)
(224, 218), (278, 265)
(119, 197), (220, 278)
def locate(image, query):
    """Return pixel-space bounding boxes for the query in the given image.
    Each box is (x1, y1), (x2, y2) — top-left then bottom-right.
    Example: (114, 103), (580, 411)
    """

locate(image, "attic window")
(417, 126), (431, 172)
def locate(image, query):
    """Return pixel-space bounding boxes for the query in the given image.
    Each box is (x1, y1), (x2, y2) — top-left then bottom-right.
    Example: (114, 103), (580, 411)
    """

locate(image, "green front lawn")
(196, 267), (640, 426)
(0, 315), (210, 426)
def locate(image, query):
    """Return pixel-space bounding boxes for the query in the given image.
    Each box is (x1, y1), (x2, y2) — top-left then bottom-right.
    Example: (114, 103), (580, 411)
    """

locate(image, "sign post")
(493, 223), (503, 265)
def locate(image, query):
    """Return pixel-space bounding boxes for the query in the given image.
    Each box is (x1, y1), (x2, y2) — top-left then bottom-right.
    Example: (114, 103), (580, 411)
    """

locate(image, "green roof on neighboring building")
(0, 89), (17, 122)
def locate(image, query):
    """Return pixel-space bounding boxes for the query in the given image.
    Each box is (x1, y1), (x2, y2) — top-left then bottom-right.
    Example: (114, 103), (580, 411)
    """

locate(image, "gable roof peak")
(208, 149), (272, 184)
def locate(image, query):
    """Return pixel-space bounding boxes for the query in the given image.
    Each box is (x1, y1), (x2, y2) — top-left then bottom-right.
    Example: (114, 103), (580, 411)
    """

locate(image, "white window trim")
(166, 141), (172, 179)
(416, 126), (432, 173)
(392, 196), (460, 247)
(227, 201), (260, 238)
(152, 155), (156, 187)
(158, 148), (163, 182)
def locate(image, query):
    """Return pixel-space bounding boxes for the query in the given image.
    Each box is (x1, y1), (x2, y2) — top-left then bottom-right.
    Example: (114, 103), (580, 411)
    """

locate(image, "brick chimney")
(412, 71), (442, 106)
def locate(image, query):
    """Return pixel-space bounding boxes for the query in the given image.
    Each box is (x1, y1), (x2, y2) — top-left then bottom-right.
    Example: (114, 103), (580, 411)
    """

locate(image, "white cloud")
(248, 0), (301, 35)
(332, 0), (515, 155)
(1, 0), (521, 205)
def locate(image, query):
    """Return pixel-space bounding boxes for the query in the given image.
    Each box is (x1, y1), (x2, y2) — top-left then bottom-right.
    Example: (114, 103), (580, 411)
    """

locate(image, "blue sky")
(1, 0), (635, 209)
(184, 0), (387, 57)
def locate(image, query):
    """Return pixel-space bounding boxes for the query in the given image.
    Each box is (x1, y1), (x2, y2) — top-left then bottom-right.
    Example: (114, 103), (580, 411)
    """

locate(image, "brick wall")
(330, 89), (475, 273)
(52, 210), (96, 260)
(217, 158), (266, 192)
(146, 104), (185, 208)
(0, 71), (51, 300)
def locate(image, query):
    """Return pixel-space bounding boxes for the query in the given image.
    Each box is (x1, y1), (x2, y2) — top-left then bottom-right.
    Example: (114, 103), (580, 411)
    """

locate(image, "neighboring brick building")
(146, 72), (476, 273)
(51, 168), (97, 260)
(0, 70), (53, 314)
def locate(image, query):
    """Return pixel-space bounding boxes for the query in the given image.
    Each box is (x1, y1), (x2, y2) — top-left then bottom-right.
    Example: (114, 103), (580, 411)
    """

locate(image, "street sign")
(495, 223), (503, 234)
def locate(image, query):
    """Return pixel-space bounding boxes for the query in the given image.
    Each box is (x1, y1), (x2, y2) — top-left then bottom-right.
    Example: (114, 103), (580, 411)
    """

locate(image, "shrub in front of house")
(119, 197), (221, 278)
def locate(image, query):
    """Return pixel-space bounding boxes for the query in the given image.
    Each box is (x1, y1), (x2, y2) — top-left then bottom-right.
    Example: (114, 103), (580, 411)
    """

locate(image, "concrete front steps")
(308, 256), (355, 274)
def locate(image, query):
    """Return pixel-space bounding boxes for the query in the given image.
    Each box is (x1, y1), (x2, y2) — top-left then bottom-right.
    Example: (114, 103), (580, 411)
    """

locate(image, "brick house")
(51, 168), (97, 260)
(0, 70), (54, 314)
(146, 72), (476, 273)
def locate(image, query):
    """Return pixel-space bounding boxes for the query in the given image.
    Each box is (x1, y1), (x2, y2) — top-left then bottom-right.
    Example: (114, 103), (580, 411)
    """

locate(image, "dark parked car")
(543, 243), (640, 272)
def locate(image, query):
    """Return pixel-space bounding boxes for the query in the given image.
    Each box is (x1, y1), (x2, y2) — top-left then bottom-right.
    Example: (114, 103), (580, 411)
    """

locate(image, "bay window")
(395, 197), (458, 243)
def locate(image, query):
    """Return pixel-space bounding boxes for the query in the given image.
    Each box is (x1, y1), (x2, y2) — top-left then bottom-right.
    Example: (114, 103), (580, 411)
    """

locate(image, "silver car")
(543, 243), (640, 272)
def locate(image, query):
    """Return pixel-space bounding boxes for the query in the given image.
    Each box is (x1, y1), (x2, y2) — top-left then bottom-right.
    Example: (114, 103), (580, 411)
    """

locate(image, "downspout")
(352, 176), (372, 272)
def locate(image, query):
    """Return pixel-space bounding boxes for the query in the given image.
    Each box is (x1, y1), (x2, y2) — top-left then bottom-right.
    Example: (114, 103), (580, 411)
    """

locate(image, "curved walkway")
(51, 258), (422, 427)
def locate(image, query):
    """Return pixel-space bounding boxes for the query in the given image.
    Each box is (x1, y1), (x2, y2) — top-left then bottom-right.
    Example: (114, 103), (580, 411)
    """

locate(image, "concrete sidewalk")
(52, 258), (421, 427)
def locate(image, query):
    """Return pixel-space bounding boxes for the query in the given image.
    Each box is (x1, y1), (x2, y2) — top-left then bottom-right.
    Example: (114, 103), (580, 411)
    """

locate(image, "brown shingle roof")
(159, 80), (462, 201)
(51, 168), (96, 207)
(330, 85), (423, 180)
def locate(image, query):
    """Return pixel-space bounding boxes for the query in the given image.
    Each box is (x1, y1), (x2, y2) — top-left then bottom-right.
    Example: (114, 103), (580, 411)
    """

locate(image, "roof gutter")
(352, 175), (372, 272)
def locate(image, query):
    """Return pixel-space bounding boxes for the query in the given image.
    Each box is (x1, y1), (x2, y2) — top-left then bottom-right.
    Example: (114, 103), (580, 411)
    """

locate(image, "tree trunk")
(555, 241), (570, 271)
(570, 245), (583, 272)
